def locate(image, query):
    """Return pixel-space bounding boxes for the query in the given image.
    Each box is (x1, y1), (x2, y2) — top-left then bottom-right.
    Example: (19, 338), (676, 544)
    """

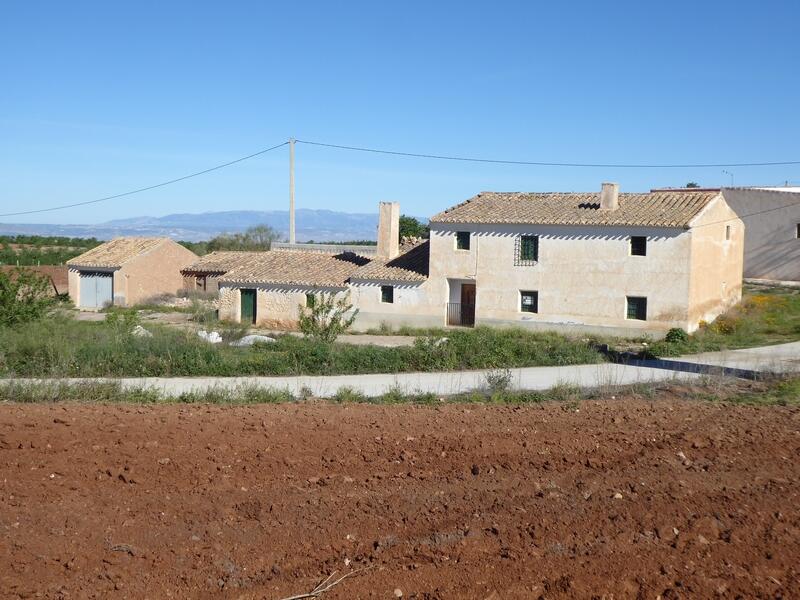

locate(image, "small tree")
(399, 215), (429, 240)
(685, 182), (700, 188)
(298, 291), (358, 343)
(0, 268), (56, 326)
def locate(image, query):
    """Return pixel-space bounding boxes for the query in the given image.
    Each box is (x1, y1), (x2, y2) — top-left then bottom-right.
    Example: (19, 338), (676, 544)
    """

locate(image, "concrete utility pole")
(289, 137), (296, 244)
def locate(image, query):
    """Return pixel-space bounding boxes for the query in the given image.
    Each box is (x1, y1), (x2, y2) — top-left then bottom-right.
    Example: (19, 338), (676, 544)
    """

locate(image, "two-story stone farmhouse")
(422, 184), (743, 335)
(218, 184), (743, 336)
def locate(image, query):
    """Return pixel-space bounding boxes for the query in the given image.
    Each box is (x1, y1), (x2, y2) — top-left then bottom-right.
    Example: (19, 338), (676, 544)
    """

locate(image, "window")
(796, 223), (800, 239)
(456, 231), (471, 250)
(515, 235), (539, 265)
(626, 296), (647, 321)
(381, 285), (394, 304)
(520, 291), (538, 313)
(305, 293), (315, 308)
(725, 225), (731, 240)
(630, 236), (647, 256)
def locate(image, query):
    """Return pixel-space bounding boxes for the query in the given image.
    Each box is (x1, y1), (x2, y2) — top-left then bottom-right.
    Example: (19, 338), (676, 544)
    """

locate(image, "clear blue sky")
(2, 0), (799, 224)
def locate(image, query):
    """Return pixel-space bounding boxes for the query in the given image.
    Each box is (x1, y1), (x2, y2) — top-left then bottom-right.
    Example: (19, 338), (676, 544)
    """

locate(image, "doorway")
(240, 289), (257, 324)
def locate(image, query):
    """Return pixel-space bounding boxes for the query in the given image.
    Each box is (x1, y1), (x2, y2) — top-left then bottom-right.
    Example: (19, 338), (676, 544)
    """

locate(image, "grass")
(0, 316), (603, 378)
(3, 375), (797, 406)
(647, 285), (800, 357)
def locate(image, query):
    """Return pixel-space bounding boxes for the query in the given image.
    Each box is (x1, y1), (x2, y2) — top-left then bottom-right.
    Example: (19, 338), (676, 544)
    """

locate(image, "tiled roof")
(220, 250), (370, 287)
(67, 237), (166, 268)
(352, 240), (429, 282)
(181, 251), (264, 275)
(430, 191), (721, 228)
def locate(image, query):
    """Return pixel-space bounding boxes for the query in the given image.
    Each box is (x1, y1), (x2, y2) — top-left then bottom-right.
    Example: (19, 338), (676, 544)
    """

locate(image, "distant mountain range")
(0, 209), (408, 242)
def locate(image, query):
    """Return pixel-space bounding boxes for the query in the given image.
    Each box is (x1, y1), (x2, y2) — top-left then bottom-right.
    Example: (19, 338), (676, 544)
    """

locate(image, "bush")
(298, 291), (358, 343)
(0, 268), (56, 326)
(664, 328), (689, 344)
(105, 308), (141, 338)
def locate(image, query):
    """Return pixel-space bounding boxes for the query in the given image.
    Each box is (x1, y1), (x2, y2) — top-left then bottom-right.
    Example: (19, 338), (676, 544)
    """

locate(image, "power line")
(0, 141), (289, 218)
(296, 139), (800, 169)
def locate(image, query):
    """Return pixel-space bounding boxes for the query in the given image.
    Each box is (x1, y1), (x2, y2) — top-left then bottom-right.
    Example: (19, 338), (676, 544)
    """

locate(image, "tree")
(0, 268), (56, 326)
(399, 215), (429, 240)
(685, 182), (700, 188)
(207, 224), (280, 252)
(298, 291), (358, 343)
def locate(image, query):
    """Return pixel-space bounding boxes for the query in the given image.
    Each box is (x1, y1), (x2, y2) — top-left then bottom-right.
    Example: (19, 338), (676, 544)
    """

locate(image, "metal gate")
(79, 271), (113, 308)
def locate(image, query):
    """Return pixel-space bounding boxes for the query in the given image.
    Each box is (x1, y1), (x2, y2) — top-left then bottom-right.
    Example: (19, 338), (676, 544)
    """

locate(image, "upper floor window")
(305, 293), (315, 308)
(626, 296), (647, 321)
(515, 235), (539, 265)
(456, 231), (471, 250)
(381, 285), (394, 304)
(725, 225), (731, 240)
(630, 236), (647, 256)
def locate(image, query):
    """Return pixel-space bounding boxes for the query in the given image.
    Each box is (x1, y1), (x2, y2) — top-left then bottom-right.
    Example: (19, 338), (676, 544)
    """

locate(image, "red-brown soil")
(1, 397), (799, 599)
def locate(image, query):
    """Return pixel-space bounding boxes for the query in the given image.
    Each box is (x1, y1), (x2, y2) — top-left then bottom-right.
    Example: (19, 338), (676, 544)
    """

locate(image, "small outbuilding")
(67, 237), (198, 309)
(180, 251), (263, 294)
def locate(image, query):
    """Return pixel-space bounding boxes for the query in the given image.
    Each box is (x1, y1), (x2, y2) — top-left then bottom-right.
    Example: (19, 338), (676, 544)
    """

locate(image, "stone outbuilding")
(180, 251), (263, 294)
(217, 250), (369, 328)
(67, 237), (198, 309)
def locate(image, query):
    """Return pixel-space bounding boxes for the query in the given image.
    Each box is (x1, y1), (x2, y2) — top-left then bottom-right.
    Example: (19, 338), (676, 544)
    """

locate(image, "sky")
(1, 0), (799, 225)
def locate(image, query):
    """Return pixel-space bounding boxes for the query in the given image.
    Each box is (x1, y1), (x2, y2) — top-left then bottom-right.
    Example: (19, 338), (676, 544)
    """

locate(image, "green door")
(240, 289), (256, 324)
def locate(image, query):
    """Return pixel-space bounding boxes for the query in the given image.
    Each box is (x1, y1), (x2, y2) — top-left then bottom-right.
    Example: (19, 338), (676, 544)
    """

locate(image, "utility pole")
(289, 137), (296, 244)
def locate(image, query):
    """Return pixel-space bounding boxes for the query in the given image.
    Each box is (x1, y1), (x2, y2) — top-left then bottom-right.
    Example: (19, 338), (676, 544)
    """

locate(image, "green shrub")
(664, 327), (689, 344)
(0, 268), (56, 326)
(298, 291), (358, 343)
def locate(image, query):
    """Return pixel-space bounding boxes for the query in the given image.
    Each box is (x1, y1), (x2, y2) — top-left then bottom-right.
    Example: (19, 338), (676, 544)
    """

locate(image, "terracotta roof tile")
(181, 251), (264, 275)
(352, 240), (429, 282)
(430, 191), (720, 228)
(220, 250), (370, 287)
(66, 237), (167, 268)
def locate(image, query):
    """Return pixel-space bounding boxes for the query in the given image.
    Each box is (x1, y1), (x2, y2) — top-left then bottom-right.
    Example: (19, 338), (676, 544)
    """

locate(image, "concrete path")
(9, 362), (700, 398)
(677, 341), (800, 374)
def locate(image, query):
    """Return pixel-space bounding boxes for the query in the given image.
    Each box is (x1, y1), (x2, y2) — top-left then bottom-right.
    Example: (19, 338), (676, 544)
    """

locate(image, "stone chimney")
(600, 182), (619, 211)
(376, 202), (400, 260)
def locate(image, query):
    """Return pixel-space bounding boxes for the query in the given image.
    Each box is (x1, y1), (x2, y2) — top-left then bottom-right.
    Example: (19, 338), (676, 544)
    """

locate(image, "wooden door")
(240, 289), (256, 324)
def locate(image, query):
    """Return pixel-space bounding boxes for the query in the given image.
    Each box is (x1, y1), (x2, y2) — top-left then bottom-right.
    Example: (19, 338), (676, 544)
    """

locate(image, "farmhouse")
(216, 186), (744, 336)
(422, 184), (744, 335)
(67, 237), (198, 309)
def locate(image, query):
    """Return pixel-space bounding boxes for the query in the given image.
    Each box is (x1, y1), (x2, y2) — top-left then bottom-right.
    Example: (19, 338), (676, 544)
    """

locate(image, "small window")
(630, 236), (647, 256)
(796, 223), (800, 239)
(305, 293), (315, 308)
(381, 285), (394, 304)
(520, 291), (538, 313)
(626, 296), (647, 321)
(455, 231), (471, 250)
(725, 225), (731, 241)
(516, 234), (539, 265)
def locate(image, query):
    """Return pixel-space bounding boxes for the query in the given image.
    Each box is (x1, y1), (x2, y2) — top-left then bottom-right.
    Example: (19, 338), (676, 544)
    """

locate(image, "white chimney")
(376, 202), (400, 260)
(600, 182), (619, 211)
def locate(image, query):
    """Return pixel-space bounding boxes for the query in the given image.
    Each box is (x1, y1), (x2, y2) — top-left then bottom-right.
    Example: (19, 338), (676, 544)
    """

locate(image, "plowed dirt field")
(1, 396), (799, 598)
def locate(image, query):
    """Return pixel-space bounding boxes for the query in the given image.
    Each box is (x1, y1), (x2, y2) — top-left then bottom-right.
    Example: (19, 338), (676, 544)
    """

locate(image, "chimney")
(600, 182), (619, 211)
(376, 201), (400, 260)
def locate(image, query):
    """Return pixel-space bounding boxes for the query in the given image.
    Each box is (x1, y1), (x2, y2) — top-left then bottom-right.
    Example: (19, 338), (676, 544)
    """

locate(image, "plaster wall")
(219, 284), (349, 329)
(722, 188), (800, 280)
(687, 196), (744, 326)
(117, 240), (198, 306)
(428, 223), (695, 333)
